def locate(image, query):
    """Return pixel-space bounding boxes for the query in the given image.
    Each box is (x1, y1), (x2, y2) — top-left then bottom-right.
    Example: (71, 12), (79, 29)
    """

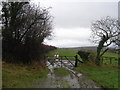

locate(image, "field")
(2, 62), (49, 88)
(46, 49), (118, 65)
(47, 49), (118, 58)
(46, 49), (79, 60)
(103, 52), (118, 57)
(47, 49), (119, 88)
(46, 49), (78, 56)
(101, 52), (118, 65)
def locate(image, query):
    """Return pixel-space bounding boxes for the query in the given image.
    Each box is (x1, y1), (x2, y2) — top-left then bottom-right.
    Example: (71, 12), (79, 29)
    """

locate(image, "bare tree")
(90, 16), (120, 65)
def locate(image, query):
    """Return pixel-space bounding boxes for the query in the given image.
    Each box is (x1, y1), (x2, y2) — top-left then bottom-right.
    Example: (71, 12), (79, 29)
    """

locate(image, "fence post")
(75, 55), (78, 67)
(61, 56), (62, 67)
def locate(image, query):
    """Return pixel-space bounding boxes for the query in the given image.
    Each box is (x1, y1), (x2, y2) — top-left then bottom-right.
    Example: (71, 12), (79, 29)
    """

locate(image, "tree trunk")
(95, 35), (109, 65)
(95, 42), (103, 65)
(95, 51), (101, 65)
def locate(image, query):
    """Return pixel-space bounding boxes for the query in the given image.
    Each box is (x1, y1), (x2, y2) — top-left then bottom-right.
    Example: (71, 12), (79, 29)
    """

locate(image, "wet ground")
(35, 59), (103, 89)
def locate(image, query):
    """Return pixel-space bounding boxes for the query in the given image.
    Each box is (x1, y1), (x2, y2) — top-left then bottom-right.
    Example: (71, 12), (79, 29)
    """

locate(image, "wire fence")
(101, 56), (118, 65)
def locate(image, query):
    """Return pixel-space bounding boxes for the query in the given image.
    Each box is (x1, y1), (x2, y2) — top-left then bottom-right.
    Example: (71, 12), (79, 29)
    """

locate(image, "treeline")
(41, 44), (57, 52)
(2, 1), (56, 64)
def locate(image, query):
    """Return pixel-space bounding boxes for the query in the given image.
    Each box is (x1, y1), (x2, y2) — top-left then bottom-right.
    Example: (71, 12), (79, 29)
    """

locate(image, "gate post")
(75, 55), (78, 67)
(61, 56), (62, 67)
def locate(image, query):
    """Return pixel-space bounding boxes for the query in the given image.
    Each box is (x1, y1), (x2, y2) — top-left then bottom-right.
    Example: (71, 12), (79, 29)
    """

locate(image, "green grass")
(47, 49), (118, 58)
(101, 52), (118, 65)
(54, 67), (69, 77)
(46, 49), (78, 56)
(74, 64), (119, 88)
(102, 58), (118, 65)
(46, 49), (81, 60)
(103, 52), (118, 58)
(47, 49), (118, 65)
(2, 62), (49, 88)
(47, 49), (119, 88)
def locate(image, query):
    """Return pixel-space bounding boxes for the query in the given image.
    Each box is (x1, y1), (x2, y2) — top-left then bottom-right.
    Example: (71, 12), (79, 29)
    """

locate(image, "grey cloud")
(51, 2), (118, 28)
(44, 28), (95, 47)
(41, 1), (118, 47)
(44, 38), (95, 48)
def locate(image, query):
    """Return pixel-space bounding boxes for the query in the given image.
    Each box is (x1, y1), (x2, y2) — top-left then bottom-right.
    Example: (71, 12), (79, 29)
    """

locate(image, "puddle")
(35, 59), (103, 89)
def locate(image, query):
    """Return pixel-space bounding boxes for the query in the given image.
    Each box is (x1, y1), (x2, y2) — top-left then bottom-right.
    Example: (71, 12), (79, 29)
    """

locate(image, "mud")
(35, 59), (103, 89)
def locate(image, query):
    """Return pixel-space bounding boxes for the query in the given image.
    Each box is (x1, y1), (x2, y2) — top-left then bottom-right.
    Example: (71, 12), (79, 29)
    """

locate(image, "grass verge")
(2, 61), (49, 88)
(74, 63), (119, 88)
(54, 67), (69, 77)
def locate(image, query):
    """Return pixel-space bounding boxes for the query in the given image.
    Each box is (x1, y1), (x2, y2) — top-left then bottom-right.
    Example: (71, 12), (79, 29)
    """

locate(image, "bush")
(88, 51), (96, 62)
(3, 43), (57, 64)
(77, 50), (96, 63)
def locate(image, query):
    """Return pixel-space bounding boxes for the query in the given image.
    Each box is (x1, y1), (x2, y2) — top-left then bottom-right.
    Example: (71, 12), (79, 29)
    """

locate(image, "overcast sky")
(32, 0), (118, 48)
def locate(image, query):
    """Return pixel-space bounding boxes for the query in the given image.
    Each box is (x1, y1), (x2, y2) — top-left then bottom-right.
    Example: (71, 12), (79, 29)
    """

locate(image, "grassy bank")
(2, 61), (49, 88)
(74, 63), (119, 88)
(54, 68), (69, 77)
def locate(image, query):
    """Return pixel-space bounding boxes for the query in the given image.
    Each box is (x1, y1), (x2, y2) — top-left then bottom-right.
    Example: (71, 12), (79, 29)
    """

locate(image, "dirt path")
(35, 60), (103, 88)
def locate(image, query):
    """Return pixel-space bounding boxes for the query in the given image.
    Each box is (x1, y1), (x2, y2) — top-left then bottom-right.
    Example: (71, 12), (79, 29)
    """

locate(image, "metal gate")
(45, 55), (82, 69)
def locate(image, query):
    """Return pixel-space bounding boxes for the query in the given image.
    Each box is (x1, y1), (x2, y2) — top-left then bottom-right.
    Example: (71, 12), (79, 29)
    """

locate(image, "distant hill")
(60, 46), (118, 53)
(61, 46), (97, 51)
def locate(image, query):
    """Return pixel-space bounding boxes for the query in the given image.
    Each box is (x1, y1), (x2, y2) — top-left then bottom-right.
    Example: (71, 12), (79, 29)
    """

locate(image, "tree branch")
(100, 48), (109, 57)
(103, 40), (112, 47)
(19, 19), (37, 42)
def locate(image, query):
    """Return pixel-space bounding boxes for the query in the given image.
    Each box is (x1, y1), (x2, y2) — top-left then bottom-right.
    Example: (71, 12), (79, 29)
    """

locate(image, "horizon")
(33, 1), (118, 48)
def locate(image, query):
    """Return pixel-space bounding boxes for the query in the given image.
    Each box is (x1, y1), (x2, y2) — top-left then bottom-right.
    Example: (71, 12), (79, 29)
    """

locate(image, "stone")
(77, 73), (82, 77)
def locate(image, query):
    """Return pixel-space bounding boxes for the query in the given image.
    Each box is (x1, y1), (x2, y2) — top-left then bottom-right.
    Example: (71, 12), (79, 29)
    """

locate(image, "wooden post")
(61, 56), (62, 67)
(75, 55), (78, 67)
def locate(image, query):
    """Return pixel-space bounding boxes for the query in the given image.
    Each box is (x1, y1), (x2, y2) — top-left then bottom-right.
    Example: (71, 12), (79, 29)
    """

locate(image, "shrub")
(77, 50), (96, 63)
(88, 51), (96, 62)
(77, 50), (89, 62)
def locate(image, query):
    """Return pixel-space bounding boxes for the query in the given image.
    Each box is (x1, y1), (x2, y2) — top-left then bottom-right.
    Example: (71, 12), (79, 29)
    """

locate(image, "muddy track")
(35, 60), (103, 89)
